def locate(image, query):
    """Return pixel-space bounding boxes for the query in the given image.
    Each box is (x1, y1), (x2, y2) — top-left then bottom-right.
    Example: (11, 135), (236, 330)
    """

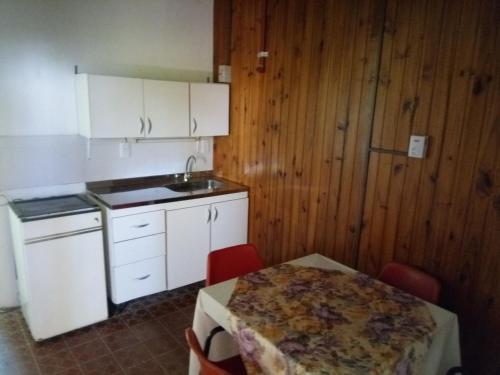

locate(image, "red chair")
(206, 244), (264, 286)
(378, 262), (441, 304)
(202, 244), (263, 364)
(185, 327), (246, 375)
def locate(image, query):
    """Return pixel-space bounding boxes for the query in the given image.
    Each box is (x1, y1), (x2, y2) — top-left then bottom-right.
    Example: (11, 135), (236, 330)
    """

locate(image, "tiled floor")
(0, 282), (203, 375)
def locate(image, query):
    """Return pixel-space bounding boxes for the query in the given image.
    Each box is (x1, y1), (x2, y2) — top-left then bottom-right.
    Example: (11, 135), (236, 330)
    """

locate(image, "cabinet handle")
(140, 118), (145, 134)
(193, 118), (198, 134)
(133, 223), (149, 228)
(207, 207), (212, 223)
(135, 274), (151, 281)
(213, 206), (218, 221)
(147, 118), (152, 134)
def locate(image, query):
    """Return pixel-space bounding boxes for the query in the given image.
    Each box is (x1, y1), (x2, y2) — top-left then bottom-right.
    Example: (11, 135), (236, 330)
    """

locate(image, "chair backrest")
(379, 262), (441, 304)
(206, 244), (264, 286)
(185, 327), (232, 375)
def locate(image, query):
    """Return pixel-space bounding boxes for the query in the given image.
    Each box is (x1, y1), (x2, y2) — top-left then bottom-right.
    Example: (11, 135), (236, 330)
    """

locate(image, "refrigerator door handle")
(24, 226), (102, 245)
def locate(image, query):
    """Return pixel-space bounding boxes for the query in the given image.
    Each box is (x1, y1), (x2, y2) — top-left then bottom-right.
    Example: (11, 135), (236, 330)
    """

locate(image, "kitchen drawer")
(112, 210), (165, 242)
(112, 256), (166, 303)
(112, 233), (165, 267)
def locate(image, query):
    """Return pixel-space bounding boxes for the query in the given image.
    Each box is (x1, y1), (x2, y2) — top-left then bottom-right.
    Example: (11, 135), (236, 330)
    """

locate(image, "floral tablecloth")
(226, 264), (437, 375)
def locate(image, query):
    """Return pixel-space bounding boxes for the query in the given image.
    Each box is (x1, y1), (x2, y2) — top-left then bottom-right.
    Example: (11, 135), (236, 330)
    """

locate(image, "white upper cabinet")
(76, 74), (229, 138)
(189, 83), (229, 136)
(143, 80), (190, 138)
(76, 74), (144, 138)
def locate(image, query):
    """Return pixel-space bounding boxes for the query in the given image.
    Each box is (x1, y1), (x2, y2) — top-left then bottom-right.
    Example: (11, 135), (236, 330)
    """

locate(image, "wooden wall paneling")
(213, 0), (236, 177)
(278, 0), (314, 261)
(404, 0), (464, 268)
(303, 0), (336, 255)
(418, 0), (482, 271)
(283, 0), (324, 261)
(249, 0), (271, 262)
(270, 1), (307, 263)
(266, 0), (299, 265)
(356, 0), (500, 371)
(214, 0), (500, 372)
(253, 0), (286, 264)
(243, 1), (267, 260)
(439, 0), (498, 286)
(378, 0), (428, 266)
(260, 0), (285, 265)
(357, 0), (403, 275)
(213, 0), (232, 81)
(315, 0), (355, 259)
(392, 0), (445, 263)
(215, 0), (385, 265)
(368, 0), (399, 150)
(321, 0), (362, 262)
(367, 0), (415, 269)
(439, 0), (500, 365)
(309, 0), (348, 256)
(337, 0), (387, 266)
(295, 1), (333, 260)
(334, 0), (387, 265)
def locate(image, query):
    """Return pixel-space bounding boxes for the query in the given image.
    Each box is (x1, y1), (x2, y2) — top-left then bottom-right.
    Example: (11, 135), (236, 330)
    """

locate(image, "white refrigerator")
(9, 204), (108, 340)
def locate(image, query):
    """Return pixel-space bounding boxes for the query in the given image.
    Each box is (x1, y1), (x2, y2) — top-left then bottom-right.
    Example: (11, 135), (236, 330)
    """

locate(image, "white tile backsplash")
(0, 135), (213, 191)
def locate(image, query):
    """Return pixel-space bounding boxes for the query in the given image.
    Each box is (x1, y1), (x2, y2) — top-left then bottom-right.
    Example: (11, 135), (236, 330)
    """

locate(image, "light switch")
(119, 142), (130, 158)
(408, 135), (428, 159)
(218, 65), (231, 83)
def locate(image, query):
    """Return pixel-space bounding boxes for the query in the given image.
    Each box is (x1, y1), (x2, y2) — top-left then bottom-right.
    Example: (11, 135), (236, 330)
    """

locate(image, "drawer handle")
(135, 274), (151, 281)
(134, 223), (150, 228)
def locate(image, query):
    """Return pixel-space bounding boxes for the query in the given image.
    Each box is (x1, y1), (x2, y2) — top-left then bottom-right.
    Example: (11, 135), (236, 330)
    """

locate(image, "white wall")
(0, 0), (213, 136)
(0, 136), (213, 191)
(0, 0), (215, 308)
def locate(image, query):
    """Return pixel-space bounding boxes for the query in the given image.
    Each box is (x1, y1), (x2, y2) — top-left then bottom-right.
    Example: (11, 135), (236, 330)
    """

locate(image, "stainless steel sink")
(166, 178), (226, 193)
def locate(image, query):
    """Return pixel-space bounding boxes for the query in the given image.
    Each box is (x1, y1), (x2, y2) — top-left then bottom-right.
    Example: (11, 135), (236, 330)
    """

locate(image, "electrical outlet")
(218, 65), (231, 83)
(408, 135), (428, 159)
(119, 142), (130, 158)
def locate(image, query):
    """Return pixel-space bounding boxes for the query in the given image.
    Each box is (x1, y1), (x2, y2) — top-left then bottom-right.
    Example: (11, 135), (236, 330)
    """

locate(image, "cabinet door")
(87, 75), (144, 138)
(211, 198), (248, 251)
(25, 231), (108, 340)
(166, 205), (211, 289)
(190, 83), (229, 136)
(144, 80), (190, 138)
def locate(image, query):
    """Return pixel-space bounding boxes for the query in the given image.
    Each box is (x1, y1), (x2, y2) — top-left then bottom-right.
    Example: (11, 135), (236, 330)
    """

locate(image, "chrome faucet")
(184, 155), (197, 181)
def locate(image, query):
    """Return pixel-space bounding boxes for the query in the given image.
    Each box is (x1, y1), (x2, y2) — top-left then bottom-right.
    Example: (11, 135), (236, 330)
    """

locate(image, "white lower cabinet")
(113, 256), (166, 303)
(166, 205), (211, 290)
(113, 233), (166, 267)
(167, 198), (249, 289)
(103, 192), (248, 304)
(211, 199), (248, 251)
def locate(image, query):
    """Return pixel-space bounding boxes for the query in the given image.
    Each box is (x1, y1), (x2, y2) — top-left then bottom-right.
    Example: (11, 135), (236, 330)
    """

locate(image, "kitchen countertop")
(86, 172), (248, 209)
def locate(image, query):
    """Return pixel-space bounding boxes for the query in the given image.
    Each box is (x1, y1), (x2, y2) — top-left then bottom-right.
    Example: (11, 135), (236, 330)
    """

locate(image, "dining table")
(189, 253), (461, 374)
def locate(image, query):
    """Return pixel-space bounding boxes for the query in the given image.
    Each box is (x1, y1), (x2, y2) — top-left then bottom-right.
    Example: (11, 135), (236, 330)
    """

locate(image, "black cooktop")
(9, 194), (100, 222)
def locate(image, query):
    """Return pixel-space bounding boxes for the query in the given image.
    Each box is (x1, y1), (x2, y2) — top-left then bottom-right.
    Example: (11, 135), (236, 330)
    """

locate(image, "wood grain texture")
(214, 0), (385, 266)
(213, 0), (232, 81)
(214, 0), (500, 372)
(359, 0), (500, 371)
